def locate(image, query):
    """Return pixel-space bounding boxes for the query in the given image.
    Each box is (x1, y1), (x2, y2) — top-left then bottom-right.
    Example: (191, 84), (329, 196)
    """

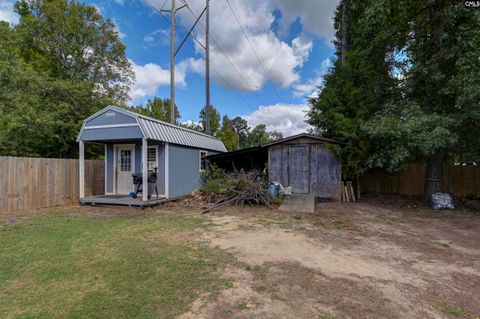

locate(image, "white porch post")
(142, 138), (148, 201)
(79, 141), (85, 199)
(165, 142), (170, 198)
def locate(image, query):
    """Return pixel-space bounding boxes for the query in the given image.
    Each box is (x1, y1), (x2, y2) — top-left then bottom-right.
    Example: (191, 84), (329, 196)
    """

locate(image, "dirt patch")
(207, 222), (425, 285)
(183, 198), (480, 319)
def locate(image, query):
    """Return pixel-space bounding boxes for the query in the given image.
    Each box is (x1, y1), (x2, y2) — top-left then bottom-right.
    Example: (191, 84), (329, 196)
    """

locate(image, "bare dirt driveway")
(180, 197), (480, 319)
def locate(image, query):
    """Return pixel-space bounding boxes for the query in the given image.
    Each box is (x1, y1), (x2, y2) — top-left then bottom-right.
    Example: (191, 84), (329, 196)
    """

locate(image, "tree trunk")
(424, 151), (445, 202)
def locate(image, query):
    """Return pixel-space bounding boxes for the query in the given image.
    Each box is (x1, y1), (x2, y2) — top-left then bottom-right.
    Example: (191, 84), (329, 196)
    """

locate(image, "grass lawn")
(0, 210), (232, 319)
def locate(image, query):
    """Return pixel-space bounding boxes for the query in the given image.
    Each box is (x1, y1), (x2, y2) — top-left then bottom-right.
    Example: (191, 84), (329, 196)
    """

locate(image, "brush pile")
(200, 166), (272, 214)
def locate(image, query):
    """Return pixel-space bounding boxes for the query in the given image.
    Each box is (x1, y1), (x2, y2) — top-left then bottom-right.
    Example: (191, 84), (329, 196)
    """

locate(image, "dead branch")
(200, 170), (272, 214)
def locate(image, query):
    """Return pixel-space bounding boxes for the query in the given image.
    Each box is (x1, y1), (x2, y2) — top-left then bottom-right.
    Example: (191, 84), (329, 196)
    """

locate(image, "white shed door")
(116, 145), (134, 194)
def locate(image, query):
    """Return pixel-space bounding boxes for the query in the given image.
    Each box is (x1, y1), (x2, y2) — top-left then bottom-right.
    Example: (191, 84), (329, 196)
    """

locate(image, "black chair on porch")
(132, 168), (158, 199)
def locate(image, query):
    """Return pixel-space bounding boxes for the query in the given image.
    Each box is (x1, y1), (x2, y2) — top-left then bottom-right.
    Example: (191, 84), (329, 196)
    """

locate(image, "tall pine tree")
(307, 0), (480, 200)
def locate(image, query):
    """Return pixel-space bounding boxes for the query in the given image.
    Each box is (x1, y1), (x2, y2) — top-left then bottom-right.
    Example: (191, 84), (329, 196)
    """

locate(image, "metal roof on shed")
(78, 105), (227, 152)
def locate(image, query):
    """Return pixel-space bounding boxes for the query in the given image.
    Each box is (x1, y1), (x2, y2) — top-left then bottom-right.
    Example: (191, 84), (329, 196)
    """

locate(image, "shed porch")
(79, 195), (167, 207)
(77, 105), (227, 206)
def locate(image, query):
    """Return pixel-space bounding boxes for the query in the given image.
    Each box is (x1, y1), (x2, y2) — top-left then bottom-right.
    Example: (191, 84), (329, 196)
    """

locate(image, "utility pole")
(170, 0), (176, 124)
(154, 0), (205, 126)
(205, 0), (211, 135)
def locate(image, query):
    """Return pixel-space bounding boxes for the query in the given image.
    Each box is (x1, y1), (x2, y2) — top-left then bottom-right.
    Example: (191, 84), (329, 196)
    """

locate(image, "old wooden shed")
(208, 134), (344, 200)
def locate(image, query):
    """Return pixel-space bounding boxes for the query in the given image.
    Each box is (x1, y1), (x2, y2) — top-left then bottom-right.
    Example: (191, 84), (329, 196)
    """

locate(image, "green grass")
(253, 285), (267, 293)
(430, 300), (471, 318)
(437, 240), (452, 248)
(322, 211), (336, 218)
(0, 212), (232, 318)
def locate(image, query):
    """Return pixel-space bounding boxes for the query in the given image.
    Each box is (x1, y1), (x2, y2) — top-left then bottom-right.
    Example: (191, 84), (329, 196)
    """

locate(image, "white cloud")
(292, 58), (332, 98)
(145, 0), (317, 92)
(144, 28), (169, 47)
(112, 19), (126, 40)
(242, 103), (311, 136)
(0, 1), (19, 25)
(178, 57), (204, 75)
(269, 0), (339, 44)
(292, 77), (324, 99)
(130, 61), (170, 101)
(142, 0), (338, 93)
(129, 57), (203, 102)
(113, 0), (125, 5)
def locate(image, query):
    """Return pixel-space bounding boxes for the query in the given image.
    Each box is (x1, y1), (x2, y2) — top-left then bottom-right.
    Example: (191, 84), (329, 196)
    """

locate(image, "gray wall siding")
(267, 145), (289, 186)
(168, 144), (202, 198)
(80, 126), (143, 141)
(157, 145), (166, 195)
(310, 144), (341, 199)
(135, 143), (142, 173)
(86, 109), (137, 126)
(106, 144), (115, 194)
(268, 145), (283, 184)
(104, 142), (165, 196)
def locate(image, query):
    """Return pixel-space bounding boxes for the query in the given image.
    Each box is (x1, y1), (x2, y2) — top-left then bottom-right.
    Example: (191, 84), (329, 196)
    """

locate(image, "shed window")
(200, 151), (207, 171)
(120, 150), (132, 172)
(147, 146), (158, 170)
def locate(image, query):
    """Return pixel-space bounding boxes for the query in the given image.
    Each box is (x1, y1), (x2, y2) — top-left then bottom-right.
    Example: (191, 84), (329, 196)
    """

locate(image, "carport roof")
(77, 105), (227, 152)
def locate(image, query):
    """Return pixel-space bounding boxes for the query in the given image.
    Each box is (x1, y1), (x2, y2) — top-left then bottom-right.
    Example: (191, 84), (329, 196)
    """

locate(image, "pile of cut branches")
(200, 167), (272, 214)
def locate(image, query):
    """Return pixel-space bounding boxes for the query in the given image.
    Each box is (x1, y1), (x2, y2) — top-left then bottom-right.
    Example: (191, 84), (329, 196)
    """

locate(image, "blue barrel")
(268, 183), (280, 198)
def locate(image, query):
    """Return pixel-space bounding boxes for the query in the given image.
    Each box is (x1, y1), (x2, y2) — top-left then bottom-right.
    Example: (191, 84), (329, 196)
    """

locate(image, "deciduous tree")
(218, 115), (239, 151)
(132, 97), (180, 123)
(200, 106), (221, 136)
(0, 0), (133, 158)
(231, 116), (250, 149)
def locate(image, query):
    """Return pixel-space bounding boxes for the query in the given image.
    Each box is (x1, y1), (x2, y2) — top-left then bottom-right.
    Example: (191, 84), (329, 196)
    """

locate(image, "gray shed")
(267, 134), (343, 199)
(77, 105), (226, 206)
(207, 133), (344, 200)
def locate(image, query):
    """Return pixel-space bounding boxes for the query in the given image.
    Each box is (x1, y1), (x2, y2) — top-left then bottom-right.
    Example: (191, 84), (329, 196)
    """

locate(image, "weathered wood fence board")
(0, 157), (104, 214)
(360, 164), (480, 198)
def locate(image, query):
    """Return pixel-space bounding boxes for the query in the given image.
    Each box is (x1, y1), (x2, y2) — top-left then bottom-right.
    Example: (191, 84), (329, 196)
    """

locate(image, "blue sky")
(0, 0), (339, 135)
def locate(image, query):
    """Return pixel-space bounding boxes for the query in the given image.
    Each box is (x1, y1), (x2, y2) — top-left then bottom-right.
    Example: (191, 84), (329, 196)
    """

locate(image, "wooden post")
(170, 0), (176, 124)
(79, 141), (85, 199)
(142, 138), (148, 202)
(344, 182), (350, 203)
(347, 181), (355, 202)
(356, 181), (361, 200)
(205, 0), (211, 135)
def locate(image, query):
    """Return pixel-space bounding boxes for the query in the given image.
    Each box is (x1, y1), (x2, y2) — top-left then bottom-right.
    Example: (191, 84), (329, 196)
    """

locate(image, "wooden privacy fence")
(0, 157), (104, 214)
(360, 164), (480, 198)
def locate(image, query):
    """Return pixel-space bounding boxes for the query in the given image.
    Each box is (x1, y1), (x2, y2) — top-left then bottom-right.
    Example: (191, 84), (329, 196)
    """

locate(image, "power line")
(143, 1), (205, 50)
(182, 1), (267, 106)
(225, 0), (285, 104)
(222, 0), (298, 131)
(159, 0), (168, 11)
(142, 0), (255, 111)
(144, 0), (302, 137)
